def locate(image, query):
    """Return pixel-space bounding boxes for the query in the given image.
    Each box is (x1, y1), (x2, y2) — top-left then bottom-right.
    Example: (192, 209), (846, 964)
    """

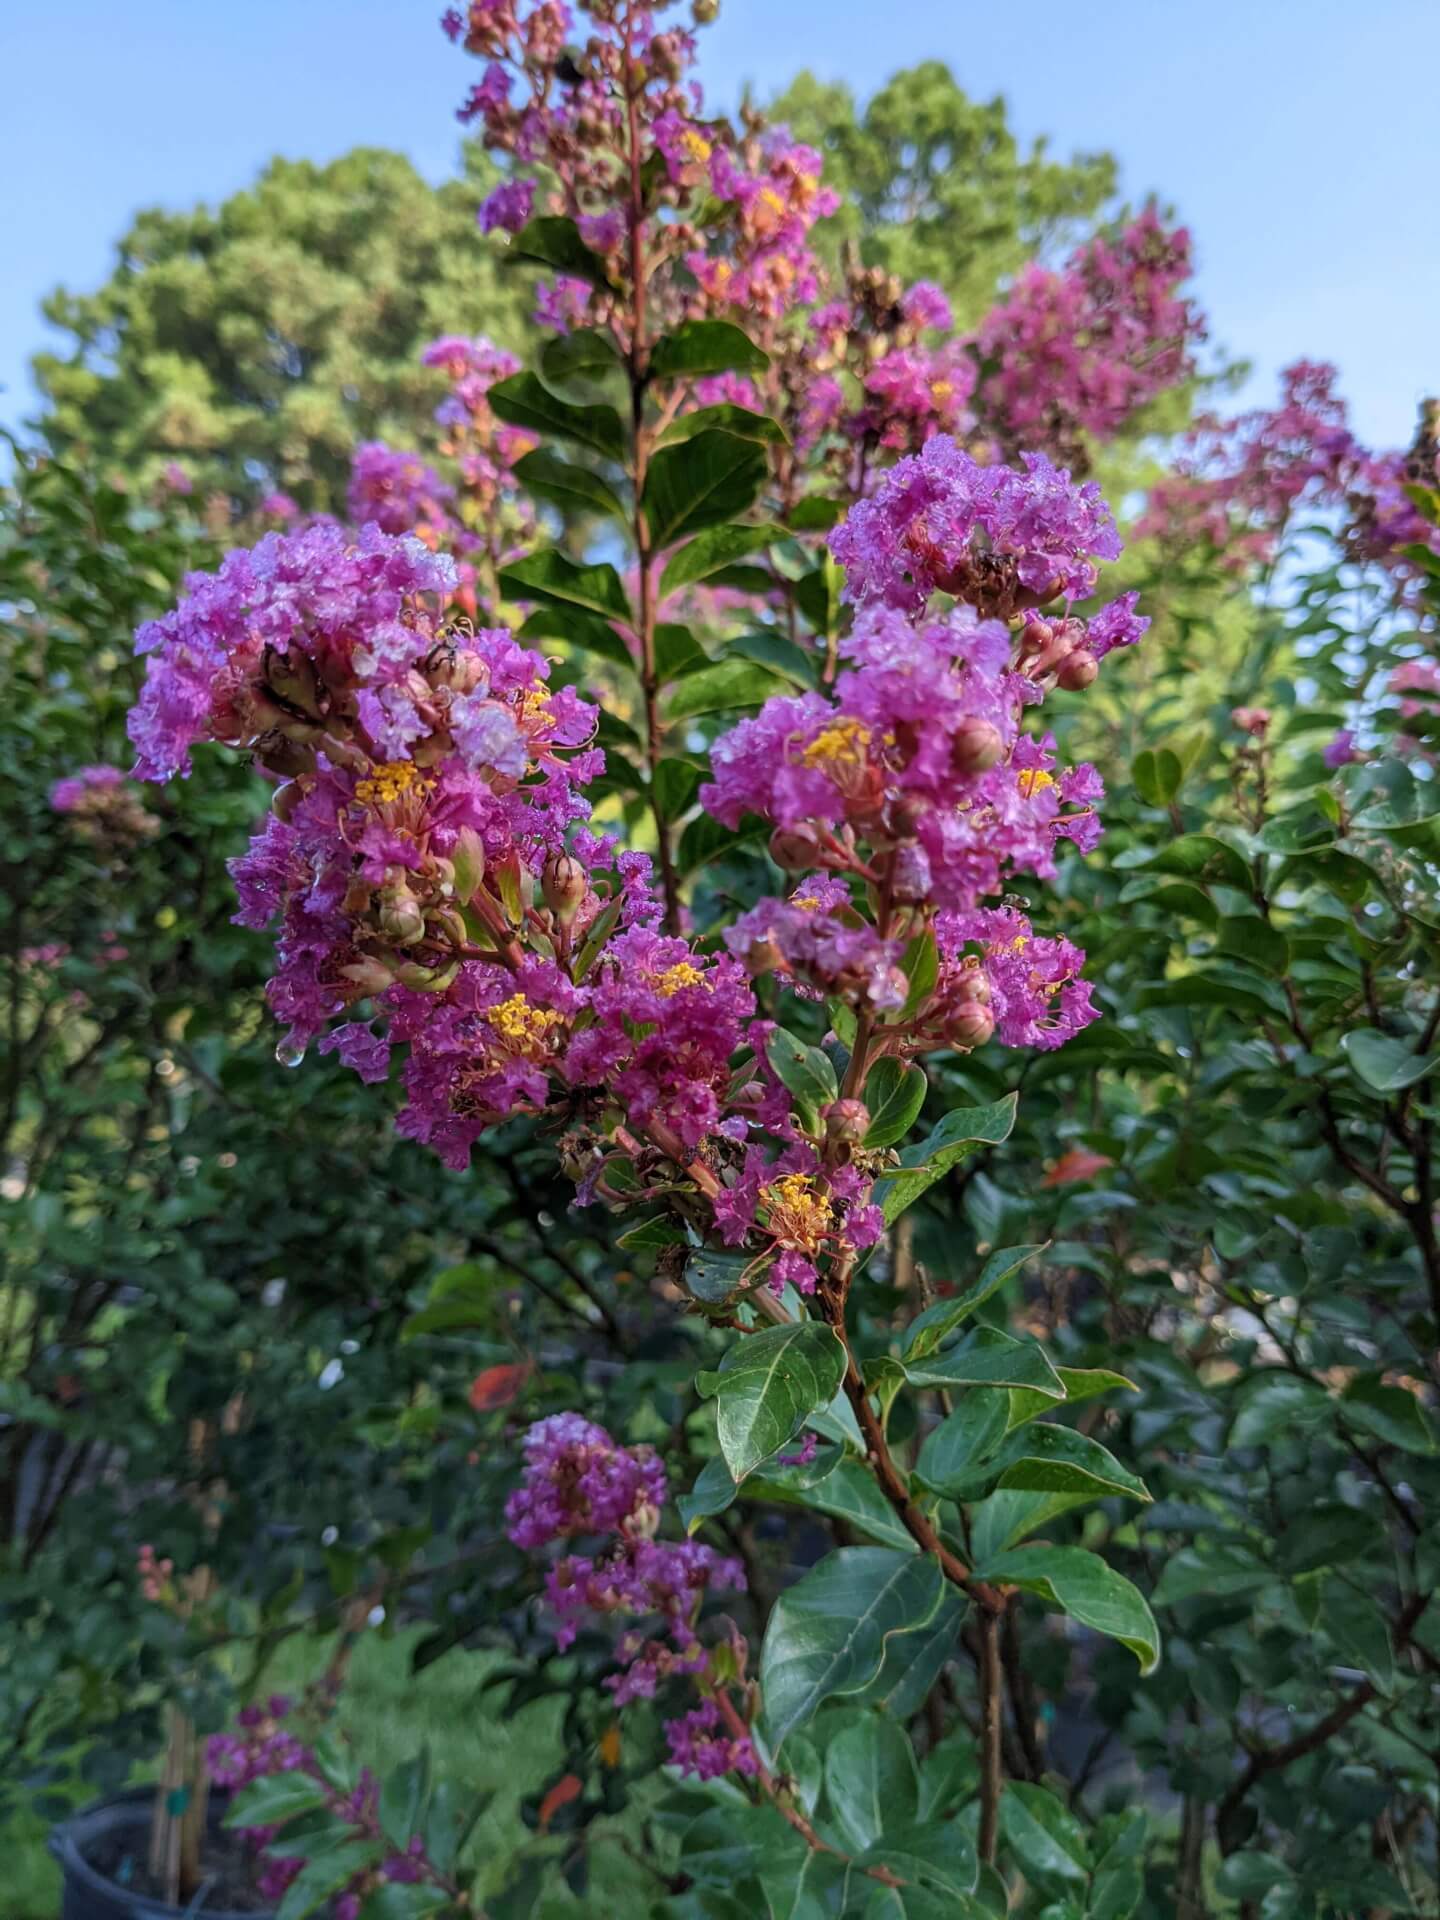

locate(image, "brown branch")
(977, 1609), (1004, 1864)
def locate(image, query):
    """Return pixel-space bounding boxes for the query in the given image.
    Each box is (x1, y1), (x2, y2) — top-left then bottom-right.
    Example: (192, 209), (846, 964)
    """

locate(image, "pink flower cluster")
(208, 1700), (434, 1916)
(49, 763), (157, 849)
(507, 1414), (756, 1779)
(975, 209), (1204, 465)
(1138, 361), (1440, 586)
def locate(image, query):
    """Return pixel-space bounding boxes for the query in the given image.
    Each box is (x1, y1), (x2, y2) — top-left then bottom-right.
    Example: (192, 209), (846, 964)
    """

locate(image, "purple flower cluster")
(831, 439), (1123, 616)
(508, 1415), (755, 1779)
(207, 1700), (437, 1917)
(49, 763), (157, 849)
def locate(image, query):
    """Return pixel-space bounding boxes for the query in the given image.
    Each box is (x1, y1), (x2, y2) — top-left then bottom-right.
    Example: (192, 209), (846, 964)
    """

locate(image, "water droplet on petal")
(275, 1038), (307, 1069)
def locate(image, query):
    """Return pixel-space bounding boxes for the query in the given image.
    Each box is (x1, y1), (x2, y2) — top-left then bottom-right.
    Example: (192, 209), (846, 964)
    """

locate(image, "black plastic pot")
(48, 1788), (279, 1920)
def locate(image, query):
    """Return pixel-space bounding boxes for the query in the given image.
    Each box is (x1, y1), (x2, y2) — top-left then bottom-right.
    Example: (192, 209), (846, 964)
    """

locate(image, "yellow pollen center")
(1017, 768), (1056, 798)
(930, 379), (954, 401)
(791, 895), (822, 912)
(680, 129), (713, 162)
(488, 994), (563, 1054)
(652, 961), (708, 997)
(355, 762), (425, 806)
(762, 1173), (835, 1252)
(518, 688), (553, 725)
(758, 188), (786, 217)
(801, 719), (872, 772)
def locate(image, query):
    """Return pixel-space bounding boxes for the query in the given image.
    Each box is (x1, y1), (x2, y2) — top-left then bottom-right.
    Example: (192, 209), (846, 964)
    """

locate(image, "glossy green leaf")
(660, 523), (783, 597)
(512, 448), (626, 522)
(658, 403), (787, 446)
(862, 1058), (928, 1149)
(699, 1321), (846, 1480)
(747, 1455), (918, 1553)
(505, 214), (612, 289)
(766, 1028), (840, 1109)
(759, 1548), (947, 1751)
(666, 657), (787, 720)
(643, 430), (767, 546)
(1340, 1375), (1437, 1452)
(1000, 1782), (1090, 1889)
(499, 547), (629, 620)
(359, 1887), (453, 1920)
(903, 1244), (1046, 1359)
(1131, 747), (1183, 806)
(916, 1391), (1010, 1494)
(540, 326), (623, 383)
(879, 1095), (1019, 1225)
(653, 757), (705, 821)
(379, 1748), (429, 1849)
(226, 1771), (328, 1829)
(517, 604), (634, 670)
(650, 318), (769, 378)
(976, 1547), (1160, 1672)
(1340, 1026), (1440, 1092)
(990, 1424), (1152, 1504)
(1006, 1366), (1136, 1431)
(488, 371), (626, 462)
(822, 1714), (918, 1851)
(901, 1330), (1065, 1400)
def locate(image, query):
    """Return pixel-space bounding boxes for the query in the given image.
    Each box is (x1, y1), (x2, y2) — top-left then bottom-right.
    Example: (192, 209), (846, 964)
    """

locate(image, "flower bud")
(263, 647), (324, 719)
(823, 1098), (870, 1146)
(542, 851), (589, 925)
(744, 936), (785, 977)
(451, 826), (487, 905)
(1231, 706), (1271, 737)
(1057, 651), (1099, 692)
(888, 795), (929, 840)
(953, 962), (992, 1005)
(271, 781), (302, 823)
(692, 0), (719, 19)
(378, 876), (426, 946)
(253, 729), (318, 778)
(946, 1002), (996, 1050)
(340, 956), (397, 997)
(950, 718), (1005, 775)
(768, 824), (821, 872)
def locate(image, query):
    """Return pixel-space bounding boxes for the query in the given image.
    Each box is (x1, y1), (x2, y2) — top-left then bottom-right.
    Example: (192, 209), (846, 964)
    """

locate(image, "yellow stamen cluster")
(791, 896), (822, 912)
(517, 687), (553, 727)
(488, 994), (564, 1055)
(761, 1173), (835, 1254)
(801, 719), (872, 772)
(1017, 768), (1056, 798)
(355, 762), (426, 806)
(930, 379), (955, 402)
(652, 961), (708, 997)
(679, 129), (713, 163)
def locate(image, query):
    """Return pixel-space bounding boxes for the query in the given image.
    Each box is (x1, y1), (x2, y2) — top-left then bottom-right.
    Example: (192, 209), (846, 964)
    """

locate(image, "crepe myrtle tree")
(114, 1), (1229, 1912)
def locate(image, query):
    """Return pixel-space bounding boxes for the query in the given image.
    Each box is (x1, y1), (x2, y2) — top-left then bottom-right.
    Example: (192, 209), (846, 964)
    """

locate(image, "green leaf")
(1340, 1027), (1440, 1092)
(795, 556), (846, 639)
(728, 627), (819, 687)
(990, 1424), (1151, 1504)
(499, 547), (629, 620)
(901, 1331), (1065, 1401)
(379, 1750), (429, 1850)
(540, 326), (623, 383)
(684, 1246), (762, 1305)
(666, 658), (787, 720)
(1131, 747), (1183, 806)
(659, 403), (786, 446)
(879, 1095), (1018, 1225)
(505, 214), (612, 289)
(679, 1455), (741, 1534)
(643, 430), (767, 546)
(766, 1028), (840, 1109)
(747, 1455), (918, 1553)
(903, 1244), (1046, 1359)
(1340, 1375), (1437, 1453)
(225, 1771), (328, 1829)
(678, 810), (767, 873)
(1006, 1366), (1136, 1431)
(1000, 1782), (1090, 1890)
(975, 1547), (1160, 1672)
(916, 1392), (1010, 1495)
(862, 1058), (928, 1149)
(655, 622), (708, 679)
(968, 1489), (1097, 1560)
(759, 1548), (947, 1751)
(650, 318), (769, 379)
(895, 930), (939, 1023)
(616, 1212), (690, 1251)
(1216, 916), (1290, 975)
(512, 449), (626, 522)
(1320, 1578), (1394, 1691)
(822, 1714), (918, 1851)
(488, 371), (626, 463)
(660, 523), (782, 597)
(654, 757), (705, 821)
(700, 1322), (847, 1480)
(517, 604), (634, 670)
(852, 1588), (967, 1722)
(277, 1839), (383, 1920)
(359, 1887), (453, 1920)
(787, 495), (845, 532)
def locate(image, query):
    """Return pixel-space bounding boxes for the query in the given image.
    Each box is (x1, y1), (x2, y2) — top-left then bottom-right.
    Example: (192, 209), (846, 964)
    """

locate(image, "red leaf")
(468, 1362), (530, 1411)
(538, 1772), (583, 1831)
(1042, 1147), (1114, 1188)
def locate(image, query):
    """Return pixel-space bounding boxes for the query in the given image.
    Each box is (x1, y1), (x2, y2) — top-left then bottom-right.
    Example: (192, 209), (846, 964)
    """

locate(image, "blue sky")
(3, 0), (1436, 449)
